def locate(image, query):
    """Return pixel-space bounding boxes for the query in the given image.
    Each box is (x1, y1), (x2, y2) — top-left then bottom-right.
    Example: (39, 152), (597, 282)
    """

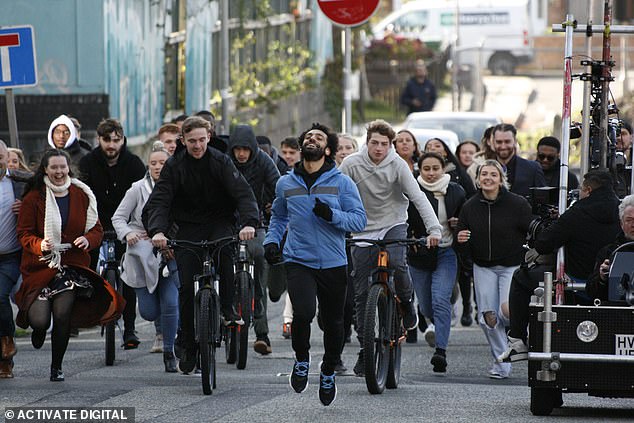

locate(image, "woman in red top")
(15, 149), (124, 382)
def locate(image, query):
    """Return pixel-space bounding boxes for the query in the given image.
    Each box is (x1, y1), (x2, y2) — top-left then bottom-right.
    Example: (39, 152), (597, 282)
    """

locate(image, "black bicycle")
(348, 237), (426, 394)
(224, 239), (255, 369)
(100, 230), (123, 366)
(166, 235), (240, 395)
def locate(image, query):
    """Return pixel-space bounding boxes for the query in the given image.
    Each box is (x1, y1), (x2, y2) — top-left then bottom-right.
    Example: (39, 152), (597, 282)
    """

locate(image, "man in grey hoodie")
(339, 119), (442, 376)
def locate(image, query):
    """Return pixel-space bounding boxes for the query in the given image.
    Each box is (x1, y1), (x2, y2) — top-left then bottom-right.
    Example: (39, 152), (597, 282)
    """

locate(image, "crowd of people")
(0, 111), (633, 408)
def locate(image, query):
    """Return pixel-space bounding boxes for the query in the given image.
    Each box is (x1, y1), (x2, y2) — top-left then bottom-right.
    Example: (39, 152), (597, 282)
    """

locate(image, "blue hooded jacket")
(264, 164), (366, 269)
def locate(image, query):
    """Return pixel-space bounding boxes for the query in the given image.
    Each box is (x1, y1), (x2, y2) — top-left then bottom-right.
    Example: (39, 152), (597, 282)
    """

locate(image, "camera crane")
(551, 0), (634, 299)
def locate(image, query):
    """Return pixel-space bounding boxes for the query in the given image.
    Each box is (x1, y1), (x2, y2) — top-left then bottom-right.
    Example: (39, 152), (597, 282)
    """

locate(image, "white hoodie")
(47, 114), (77, 149)
(339, 145), (442, 237)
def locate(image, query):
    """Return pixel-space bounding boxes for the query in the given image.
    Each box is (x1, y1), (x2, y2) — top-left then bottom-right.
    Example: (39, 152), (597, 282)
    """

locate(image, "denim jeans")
(0, 252), (21, 337)
(351, 224), (413, 344)
(473, 263), (518, 370)
(134, 259), (180, 352)
(409, 247), (457, 350)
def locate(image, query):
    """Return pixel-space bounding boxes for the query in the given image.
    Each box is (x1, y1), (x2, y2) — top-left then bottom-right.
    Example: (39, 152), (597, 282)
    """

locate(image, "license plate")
(615, 334), (634, 355)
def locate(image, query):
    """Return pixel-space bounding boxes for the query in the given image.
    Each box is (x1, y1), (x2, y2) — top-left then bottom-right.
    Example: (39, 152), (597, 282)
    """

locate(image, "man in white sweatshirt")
(339, 119), (442, 376)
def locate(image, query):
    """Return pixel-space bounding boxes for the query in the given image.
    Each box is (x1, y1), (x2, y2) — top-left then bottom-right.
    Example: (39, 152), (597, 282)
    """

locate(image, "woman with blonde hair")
(456, 160), (531, 379)
(7, 147), (31, 172)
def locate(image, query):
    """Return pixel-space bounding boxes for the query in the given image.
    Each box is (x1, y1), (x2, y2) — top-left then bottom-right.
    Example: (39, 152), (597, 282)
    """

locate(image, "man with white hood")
(339, 119), (442, 376)
(47, 115), (91, 175)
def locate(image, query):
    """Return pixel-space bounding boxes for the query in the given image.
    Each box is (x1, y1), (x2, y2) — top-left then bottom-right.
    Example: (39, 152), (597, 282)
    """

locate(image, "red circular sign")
(317, 0), (380, 27)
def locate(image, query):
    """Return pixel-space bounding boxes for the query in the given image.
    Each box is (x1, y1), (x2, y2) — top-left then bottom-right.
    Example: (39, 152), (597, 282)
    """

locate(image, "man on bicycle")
(228, 124), (280, 355)
(264, 123), (366, 406)
(338, 119), (442, 376)
(143, 116), (259, 374)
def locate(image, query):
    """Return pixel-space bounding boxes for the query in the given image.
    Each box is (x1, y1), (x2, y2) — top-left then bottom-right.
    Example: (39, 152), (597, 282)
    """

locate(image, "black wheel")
(104, 269), (117, 366)
(530, 387), (556, 416)
(198, 288), (216, 395)
(488, 52), (516, 75)
(225, 325), (237, 364)
(236, 271), (253, 370)
(386, 303), (403, 389)
(363, 283), (390, 394)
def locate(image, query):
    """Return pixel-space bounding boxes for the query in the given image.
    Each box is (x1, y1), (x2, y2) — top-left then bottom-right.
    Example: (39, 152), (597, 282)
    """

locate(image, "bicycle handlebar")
(166, 235), (240, 250)
(346, 237), (427, 247)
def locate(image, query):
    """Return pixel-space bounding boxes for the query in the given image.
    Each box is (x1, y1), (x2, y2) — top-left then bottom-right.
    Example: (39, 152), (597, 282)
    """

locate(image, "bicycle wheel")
(236, 271), (253, 370)
(363, 283), (390, 394)
(198, 288), (216, 395)
(386, 300), (403, 389)
(104, 269), (117, 366)
(225, 325), (237, 364)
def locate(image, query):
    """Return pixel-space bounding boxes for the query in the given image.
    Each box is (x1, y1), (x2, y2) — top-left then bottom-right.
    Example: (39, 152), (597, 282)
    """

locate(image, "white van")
(371, 0), (535, 75)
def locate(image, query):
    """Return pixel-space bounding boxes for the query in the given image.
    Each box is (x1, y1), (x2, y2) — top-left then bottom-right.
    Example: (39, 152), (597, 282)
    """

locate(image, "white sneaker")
(488, 361), (511, 379)
(150, 334), (163, 353)
(423, 324), (436, 348)
(497, 336), (528, 363)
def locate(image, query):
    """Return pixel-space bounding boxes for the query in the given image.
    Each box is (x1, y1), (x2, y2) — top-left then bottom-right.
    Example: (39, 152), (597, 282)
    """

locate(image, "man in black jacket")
(499, 170), (621, 363)
(586, 194), (634, 300)
(228, 125), (280, 355)
(492, 123), (546, 198)
(400, 60), (437, 114)
(535, 136), (579, 191)
(79, 118), (146, 349)
(143, 116), (259, 374)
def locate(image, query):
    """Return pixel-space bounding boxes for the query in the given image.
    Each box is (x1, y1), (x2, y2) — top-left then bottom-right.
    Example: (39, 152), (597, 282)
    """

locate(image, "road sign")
(317, 0), (380, 27)
(0, 25), (37, 89)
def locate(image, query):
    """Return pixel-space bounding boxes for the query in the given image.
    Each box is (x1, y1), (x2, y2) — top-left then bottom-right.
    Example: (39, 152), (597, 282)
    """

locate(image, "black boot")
(31, 329), (46, 349)
(50, 366), (64, 382)
(163, 352), (177, 373)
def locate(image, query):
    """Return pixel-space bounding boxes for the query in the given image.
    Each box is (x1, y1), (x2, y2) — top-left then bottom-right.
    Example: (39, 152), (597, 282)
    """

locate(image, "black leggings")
(28, 291), (75, 369)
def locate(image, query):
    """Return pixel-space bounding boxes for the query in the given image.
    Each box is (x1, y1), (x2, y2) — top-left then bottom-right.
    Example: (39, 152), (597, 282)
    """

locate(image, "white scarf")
(417, 174), (451, 194)
(41, 176), (98, 269)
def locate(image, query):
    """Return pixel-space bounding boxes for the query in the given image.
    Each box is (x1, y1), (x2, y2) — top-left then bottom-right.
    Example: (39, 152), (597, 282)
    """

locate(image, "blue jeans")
(134, 259), (180, 352)
(0, 252), (21, 337)
(409, 247), (457, 350)
(473, 263), (517, 373)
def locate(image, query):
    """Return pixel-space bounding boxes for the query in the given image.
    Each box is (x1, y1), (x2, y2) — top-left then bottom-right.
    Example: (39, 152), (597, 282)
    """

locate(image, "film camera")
(526, 187), (559, 247)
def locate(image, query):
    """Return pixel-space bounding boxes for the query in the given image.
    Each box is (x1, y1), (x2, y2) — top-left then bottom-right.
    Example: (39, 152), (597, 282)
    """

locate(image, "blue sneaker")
(319, 372), (337, 406)
(290, 360), (309, 393)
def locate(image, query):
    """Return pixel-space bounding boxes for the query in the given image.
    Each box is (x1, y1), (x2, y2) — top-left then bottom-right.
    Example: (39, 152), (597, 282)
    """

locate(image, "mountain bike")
(224, 240), (255, 369)
(348, 237), (426, 394)
(167, 235), (239, 395)
(100, 230), (123, 366)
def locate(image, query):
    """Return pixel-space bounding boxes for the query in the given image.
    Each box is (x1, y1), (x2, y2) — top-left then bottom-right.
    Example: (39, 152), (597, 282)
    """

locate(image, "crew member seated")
(498, 170), (621, 363)
(586, 194), (634, 301)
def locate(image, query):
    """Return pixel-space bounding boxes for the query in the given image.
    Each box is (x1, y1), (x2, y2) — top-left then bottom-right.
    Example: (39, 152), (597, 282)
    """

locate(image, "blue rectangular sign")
(0, 25), (37, 89)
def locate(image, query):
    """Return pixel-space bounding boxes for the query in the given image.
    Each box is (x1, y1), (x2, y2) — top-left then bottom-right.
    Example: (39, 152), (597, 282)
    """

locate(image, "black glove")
(264, 243), (283, 265)
(313, 198), (333, 222)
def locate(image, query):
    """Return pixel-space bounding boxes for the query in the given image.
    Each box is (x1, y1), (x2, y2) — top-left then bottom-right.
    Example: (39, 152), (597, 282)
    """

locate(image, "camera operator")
(498, 170), (620, 363)
(614, 120), (632, 198)
(586, 194), (634, 301)
(533, 170), (620, 285)
(535, 136), (579, 191)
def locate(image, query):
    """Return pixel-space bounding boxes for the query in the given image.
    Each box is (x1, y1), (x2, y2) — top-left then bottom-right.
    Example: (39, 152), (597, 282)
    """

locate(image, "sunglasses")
(537, 153), (557, 162)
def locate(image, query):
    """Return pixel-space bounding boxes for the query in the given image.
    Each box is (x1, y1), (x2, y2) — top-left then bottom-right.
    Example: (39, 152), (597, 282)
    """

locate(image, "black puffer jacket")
(78, 142), (146, 230)
(142, 146), (259, 237)
(534, 186), (621, 279)
(457, 188), (532, 267)
(228, 125), (280, 225)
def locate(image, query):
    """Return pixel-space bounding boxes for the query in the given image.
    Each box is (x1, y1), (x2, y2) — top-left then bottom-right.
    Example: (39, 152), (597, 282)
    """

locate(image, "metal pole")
(343, 26), (352, 134)
(580, 0), (593, 177)
(599, 0), (613, 170)
(452, 1), (460, 111)
(4, 89), (19, 149)
(220, 0), (230, 134)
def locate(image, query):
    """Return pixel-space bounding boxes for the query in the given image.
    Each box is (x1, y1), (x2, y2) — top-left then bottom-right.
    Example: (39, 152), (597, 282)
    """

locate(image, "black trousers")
(508, 264), (553, 342)
(286, 262), (347, 375)
(90, 242), (136, 332)
(174, 221), (235, 348)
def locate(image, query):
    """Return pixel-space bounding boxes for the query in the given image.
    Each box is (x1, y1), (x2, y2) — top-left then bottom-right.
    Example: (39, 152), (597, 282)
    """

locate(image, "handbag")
(40, 267), (94, 300)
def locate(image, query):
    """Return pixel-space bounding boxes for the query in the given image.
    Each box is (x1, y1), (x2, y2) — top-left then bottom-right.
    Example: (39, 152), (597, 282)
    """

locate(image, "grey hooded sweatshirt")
(339, 145), (441, 238)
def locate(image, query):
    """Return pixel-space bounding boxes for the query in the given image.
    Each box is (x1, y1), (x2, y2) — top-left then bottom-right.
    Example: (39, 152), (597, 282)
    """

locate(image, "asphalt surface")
(2, 297), (633, 423)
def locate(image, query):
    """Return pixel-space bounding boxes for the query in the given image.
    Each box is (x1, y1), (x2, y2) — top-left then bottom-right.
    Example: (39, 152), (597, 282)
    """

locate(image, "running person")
(264, 123), (366, 406)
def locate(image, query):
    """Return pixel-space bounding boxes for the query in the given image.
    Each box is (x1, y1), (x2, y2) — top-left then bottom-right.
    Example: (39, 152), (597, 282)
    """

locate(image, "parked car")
(401, 111), (502, 150)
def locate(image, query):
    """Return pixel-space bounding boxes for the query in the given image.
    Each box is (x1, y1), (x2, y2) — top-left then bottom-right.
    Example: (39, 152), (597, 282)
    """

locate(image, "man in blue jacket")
(264, 123), (366, 406)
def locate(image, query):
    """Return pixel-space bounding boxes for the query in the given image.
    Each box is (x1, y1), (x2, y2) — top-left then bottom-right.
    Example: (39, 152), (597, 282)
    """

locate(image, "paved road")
(2, 298), (633, 423)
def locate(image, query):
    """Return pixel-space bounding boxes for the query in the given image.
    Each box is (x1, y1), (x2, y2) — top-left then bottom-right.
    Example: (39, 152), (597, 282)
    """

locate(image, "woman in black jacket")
(425, 137), (476, 198)
(408, 152), (466, 374)
(456, 160), (532, 379)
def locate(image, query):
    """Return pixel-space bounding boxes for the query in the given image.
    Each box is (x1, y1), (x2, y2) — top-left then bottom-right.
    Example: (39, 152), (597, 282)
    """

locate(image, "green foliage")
(365, 35), (436, 62)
